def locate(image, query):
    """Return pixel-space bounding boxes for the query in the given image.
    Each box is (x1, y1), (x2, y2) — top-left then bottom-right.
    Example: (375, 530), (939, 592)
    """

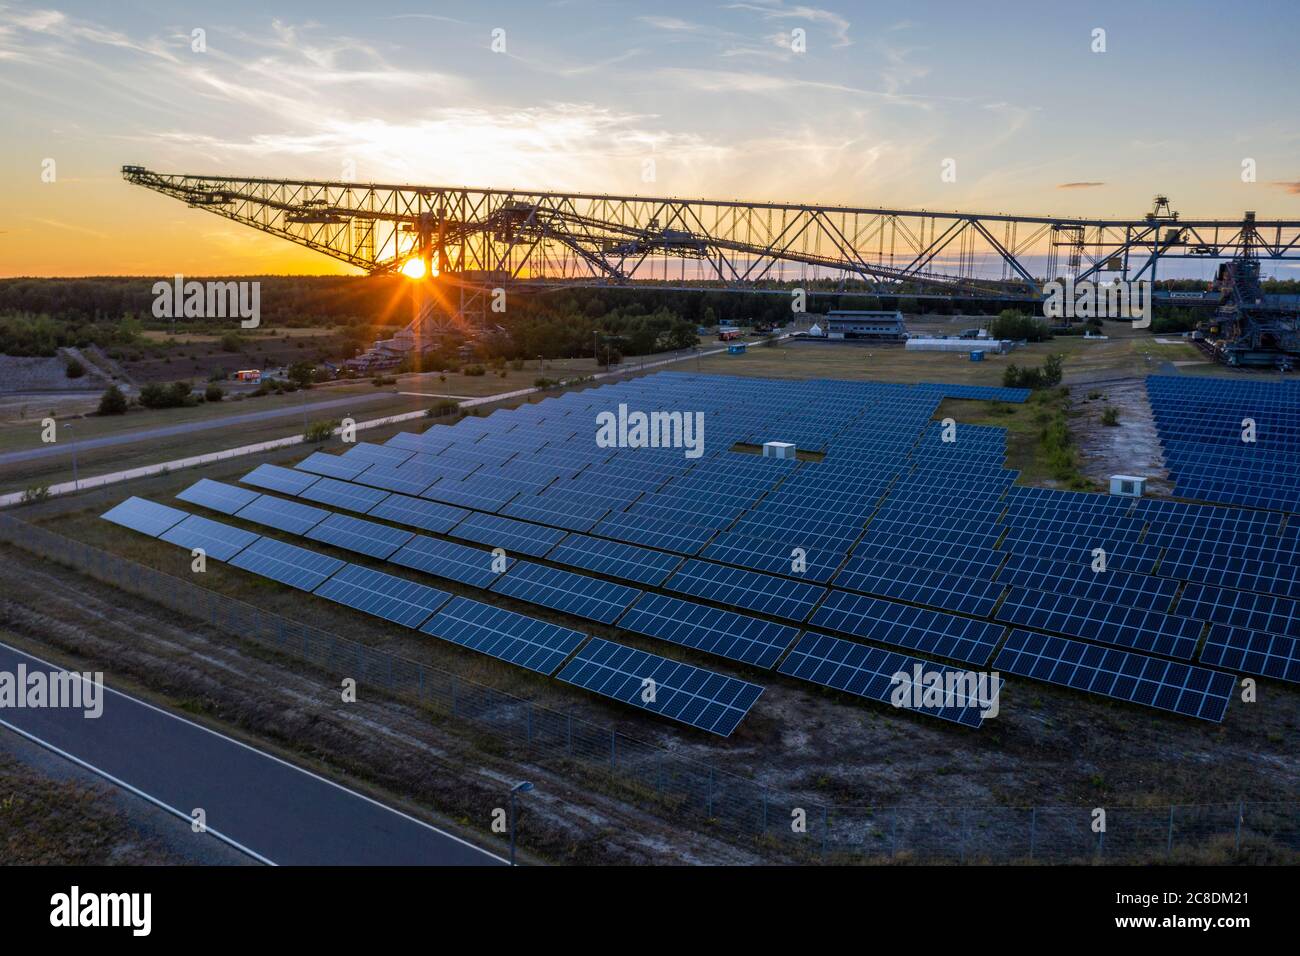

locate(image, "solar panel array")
(98, 368), (1300, 732)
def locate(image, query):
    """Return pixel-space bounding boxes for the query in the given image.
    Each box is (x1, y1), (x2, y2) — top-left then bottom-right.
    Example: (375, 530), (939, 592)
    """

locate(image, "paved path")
(0, 391), (397, 466)
(0, 640), (506, 866)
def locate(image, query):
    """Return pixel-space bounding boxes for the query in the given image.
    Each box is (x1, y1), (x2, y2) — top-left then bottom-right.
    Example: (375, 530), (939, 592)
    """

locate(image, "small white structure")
(905, 336), (1014, 354)
(807, 323), (825, 337)
(763, 441), (796, 459)
(1109, 475), (1147, 497)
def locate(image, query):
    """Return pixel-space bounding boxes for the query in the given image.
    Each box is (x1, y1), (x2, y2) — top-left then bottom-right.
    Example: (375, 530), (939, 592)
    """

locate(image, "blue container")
(969, 350), (985, 362)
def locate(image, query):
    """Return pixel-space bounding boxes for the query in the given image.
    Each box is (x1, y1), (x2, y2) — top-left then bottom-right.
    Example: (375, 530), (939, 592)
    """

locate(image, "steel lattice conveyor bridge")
(123, 165), (1300, 317)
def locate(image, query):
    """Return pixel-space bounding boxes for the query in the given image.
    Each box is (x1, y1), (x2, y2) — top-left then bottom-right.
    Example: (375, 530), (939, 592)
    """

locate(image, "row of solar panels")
(1148, 375), (1300, 512)
(101, 495), (762, 736)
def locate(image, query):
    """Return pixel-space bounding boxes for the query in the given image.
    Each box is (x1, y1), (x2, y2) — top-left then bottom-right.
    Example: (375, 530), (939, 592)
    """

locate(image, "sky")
(1, 0), (1298, 277)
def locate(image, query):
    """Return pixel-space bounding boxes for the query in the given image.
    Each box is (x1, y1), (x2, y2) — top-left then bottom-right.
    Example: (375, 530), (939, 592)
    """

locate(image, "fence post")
(1029, 807), (1036, 860)
(1235, 800), (1244, 858)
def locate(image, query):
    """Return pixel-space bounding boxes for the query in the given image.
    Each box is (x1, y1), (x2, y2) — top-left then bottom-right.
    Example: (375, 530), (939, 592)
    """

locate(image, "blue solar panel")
(832, 556), (1003, 617)
(995, 587), (1201, 659)
(617, 592), (798, 668)
(420, 596), (584, 674)
(241, 463), (321, 496)
(545, 534), (683, 586)
(779, 631), (998, 728)
(808, 591), (1003, 666)
(490, 561), (641, 624)
(313, 564), (451, 628)
(451, 511), (567, 558)
(159, 514), (260, 561)
(305, 512), (414, 559)
(1199, 624), (1300, 684)
(388, 535), (515, 588)
(699, 532), (845, 583)
(295, 452), (369, 481)
(229, 536), (344, 591)
(338, 441), (414, 467)
(556, 638), (763, 736)
(176, 479), (260, 515)
(593, 511), (717, 554)
(663, 559), (827, 623)
(234, 494), (329, 535)
(100, 497), (188, 537)
(994, 629), (1234, 722)
(366, 493), (469, 534)
(297, 476), (391, 513)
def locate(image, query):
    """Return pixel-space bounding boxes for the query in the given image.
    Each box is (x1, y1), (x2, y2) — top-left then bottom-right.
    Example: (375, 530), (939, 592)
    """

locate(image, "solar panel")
(700, 532), (845, 583)
(556, 637), (763, 736)
(305, 512), (414, 559)
(490, 561), (641, 624)
(313, 563), (451, 628)
(297, 476), (391, 513)
(241, 463), (321, 496)
(420, 596), (584, 674)
(808, 591), (1003, 666)
(366, 493), (469, 534)
(778, 631), (997, 728)
(388, 535), (515, 588)
(229, 536), (344, 591)
(617, 592), (798, 668)
(450, 511), (567, 558)
(1199, 624), (1300, 684)
(176, 479), (260, 515)
(338, 441), (414, 467)
(832, 556), (1003, 617)
(995, 587), (1202, 659)
(545, 534), (683, 586)
(663, 559), (827, 623)
(295, 452), (369, 481)
(234, 494), (329, 535)
(100, 497), (188, 537)
(994, 629), (1235, 723)
(159, 514), (260, 561)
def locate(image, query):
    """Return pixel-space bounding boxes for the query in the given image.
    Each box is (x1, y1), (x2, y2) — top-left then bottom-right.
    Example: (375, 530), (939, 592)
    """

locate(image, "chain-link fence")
(1, 510), (1296, 864)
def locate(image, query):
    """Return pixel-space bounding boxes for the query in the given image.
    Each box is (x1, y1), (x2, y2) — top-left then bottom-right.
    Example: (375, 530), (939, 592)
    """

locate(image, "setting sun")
(400, 258), (426, 279)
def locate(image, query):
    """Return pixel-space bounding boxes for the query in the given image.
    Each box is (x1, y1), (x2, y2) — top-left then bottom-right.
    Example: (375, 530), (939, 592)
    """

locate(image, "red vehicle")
(718, 328), (742, 342)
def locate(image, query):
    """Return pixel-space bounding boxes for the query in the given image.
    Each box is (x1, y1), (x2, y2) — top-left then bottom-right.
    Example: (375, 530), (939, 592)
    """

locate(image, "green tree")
(97, 385), (128, 415)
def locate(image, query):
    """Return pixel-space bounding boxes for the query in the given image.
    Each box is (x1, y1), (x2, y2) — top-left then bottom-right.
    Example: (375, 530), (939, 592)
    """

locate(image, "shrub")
(65, 358), (86, 378)
(1101, 406), (1120, 426)
(21, 485), (50, 504)
(304, 420), (336, 444)
(425, 399), (459, 418)
(991, 310), (1051, 342)
(510, 358), (525, 371)
(534, 377), (558, 389)
(204, 384), (224, 402)
(97, 385), (128, 416)
(138, 381), (195, 409)
(219, 332), (243, 352)
(463, 364), (485, 376)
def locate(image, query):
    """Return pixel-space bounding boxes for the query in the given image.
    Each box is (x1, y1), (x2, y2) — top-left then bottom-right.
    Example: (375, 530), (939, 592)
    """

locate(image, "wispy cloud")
(726, 1), (853, 48)
(1058, 181), (1106, 189)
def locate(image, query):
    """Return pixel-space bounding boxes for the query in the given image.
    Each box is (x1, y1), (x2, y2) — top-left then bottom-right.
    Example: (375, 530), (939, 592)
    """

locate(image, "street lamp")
(64, 423), (78, 492)
(509, 781), (533, 866)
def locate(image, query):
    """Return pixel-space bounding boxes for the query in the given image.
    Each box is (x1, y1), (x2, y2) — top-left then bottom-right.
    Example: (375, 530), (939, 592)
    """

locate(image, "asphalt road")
(0, 391), (397, 466)
(0, 641), (506, 866)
